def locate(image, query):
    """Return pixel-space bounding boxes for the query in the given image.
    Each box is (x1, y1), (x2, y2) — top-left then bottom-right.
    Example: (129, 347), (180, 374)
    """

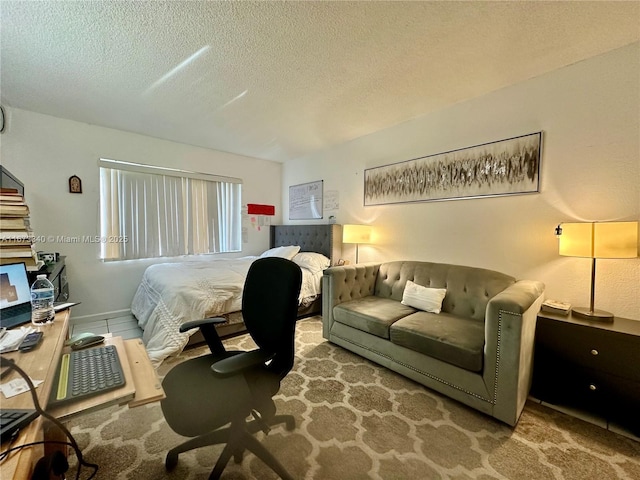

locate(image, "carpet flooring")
(66, 317), (640, 479)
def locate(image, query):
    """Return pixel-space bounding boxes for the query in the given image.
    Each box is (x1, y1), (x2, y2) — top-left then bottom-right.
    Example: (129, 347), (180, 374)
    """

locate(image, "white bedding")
(131, 255), (323, 366)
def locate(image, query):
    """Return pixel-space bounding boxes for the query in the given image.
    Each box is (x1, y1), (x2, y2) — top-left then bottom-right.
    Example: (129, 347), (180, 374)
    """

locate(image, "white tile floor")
(69, 313), (143, 340)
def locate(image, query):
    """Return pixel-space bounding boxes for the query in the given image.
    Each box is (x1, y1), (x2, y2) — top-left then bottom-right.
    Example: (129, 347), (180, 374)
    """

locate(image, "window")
(99, 159), (242, 261)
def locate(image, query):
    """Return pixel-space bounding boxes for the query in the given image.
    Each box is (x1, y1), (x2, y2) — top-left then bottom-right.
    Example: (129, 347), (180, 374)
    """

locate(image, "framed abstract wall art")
(364, 132), (542, 206)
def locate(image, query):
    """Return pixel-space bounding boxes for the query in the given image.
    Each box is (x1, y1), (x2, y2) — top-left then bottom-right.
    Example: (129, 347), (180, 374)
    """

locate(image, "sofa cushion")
(333, 297), (416, 339)
(390, 312), (485, 372)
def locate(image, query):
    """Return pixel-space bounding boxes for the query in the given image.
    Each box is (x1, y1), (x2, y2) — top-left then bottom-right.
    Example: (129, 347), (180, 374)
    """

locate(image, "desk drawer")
(536, 317), (640, 380)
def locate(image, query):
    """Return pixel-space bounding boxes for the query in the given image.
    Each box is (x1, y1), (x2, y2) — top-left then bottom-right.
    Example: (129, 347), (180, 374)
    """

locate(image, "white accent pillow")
(401, 280), (447, 313)
(292, 252), (331, 273)
(259, 245), (300, 260)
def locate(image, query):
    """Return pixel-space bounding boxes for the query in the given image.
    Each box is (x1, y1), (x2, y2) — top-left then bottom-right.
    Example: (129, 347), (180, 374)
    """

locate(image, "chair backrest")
(242, 257), (302, 378)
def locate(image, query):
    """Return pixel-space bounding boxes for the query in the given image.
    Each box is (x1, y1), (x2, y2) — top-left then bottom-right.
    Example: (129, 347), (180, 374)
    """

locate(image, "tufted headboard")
(270, 224), (343, 265)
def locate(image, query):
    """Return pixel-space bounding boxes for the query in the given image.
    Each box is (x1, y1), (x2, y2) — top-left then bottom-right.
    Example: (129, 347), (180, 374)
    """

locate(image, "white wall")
(0, 109), (282, 319)
(283, 43), (640, 320)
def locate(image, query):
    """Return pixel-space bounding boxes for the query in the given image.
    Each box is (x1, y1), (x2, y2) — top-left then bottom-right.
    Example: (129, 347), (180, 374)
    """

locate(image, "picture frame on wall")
(69, 175), (82, 194)
(364, 132), (542, 206)
(289, 180), (323, 220)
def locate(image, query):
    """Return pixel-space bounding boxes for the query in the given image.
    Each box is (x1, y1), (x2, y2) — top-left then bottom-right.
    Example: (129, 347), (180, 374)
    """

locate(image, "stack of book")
(541, 299), (572, 316)
(0, 188), (43, 270)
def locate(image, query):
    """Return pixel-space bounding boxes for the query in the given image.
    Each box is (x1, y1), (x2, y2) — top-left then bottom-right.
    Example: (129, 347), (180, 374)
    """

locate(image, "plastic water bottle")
(31, 274), (55, 325)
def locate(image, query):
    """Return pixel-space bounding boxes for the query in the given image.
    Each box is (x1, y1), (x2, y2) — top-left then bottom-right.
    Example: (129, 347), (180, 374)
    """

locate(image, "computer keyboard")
(0, 408), (38, 443)
(52, 344), (126, 404)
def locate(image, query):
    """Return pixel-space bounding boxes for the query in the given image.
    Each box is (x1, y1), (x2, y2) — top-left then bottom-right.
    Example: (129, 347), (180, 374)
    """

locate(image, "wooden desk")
(1, 310), (70, 479)
(0, 311), (164, 479)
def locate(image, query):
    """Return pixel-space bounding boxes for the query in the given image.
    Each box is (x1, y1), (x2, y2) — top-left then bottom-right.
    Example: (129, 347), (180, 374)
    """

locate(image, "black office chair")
(160, 257), (302, 480)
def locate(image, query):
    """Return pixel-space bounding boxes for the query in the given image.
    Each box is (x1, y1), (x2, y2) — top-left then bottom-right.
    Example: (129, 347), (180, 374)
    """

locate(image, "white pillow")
(292, 252), (331, 273)
(259, 245), (300, 260)
(401, 280), (447, 314)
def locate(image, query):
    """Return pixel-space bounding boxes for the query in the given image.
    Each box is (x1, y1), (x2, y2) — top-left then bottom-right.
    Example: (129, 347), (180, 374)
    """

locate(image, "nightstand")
(531, 312), (640, 436)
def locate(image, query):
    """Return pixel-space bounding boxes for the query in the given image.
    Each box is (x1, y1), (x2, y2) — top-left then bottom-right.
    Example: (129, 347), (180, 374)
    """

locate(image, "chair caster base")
(166, 451), (179, 471)
(285, 418), (295, 431)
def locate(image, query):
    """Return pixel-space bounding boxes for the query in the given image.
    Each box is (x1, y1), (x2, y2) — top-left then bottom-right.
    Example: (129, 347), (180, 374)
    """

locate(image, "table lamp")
(342, 224), (372, 264)
(557, 221), (638, 320)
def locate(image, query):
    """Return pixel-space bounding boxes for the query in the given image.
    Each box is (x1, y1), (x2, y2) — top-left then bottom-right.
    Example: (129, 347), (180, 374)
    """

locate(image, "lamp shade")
(559, 221), (638, 259)
(342, 224), (372, 244)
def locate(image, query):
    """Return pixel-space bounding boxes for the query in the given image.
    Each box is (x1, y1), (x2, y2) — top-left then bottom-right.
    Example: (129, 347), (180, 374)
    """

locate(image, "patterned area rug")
(67, 317), (640, 479)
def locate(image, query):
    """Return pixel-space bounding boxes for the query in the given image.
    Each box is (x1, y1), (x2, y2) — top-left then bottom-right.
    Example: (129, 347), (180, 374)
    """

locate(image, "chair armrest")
(179, 317), (227, 333)
(180, 317), (227, 356)
(211, 349), (275, 377)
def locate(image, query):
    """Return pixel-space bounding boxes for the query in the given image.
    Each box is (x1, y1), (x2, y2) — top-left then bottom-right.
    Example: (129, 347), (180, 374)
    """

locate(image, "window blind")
(99, 159), (242, 260)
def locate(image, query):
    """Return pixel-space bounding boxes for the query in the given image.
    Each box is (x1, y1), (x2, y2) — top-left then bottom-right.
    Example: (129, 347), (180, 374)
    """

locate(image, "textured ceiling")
(1, 1), (639, 163)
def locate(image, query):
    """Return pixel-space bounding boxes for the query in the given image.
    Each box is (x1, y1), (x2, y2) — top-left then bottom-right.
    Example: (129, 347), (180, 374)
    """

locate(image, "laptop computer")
(0, 262), (33, 329)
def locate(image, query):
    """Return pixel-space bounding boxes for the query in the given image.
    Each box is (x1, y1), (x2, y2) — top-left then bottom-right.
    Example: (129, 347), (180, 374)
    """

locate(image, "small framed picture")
(69, 175), (82, 194)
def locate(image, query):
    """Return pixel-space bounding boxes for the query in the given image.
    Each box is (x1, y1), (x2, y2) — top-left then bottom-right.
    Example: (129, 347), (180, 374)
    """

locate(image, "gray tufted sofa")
(322, 261), (545, 426)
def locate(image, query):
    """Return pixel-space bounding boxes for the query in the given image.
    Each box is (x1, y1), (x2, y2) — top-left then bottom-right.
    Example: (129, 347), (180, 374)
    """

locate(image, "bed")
(131, 224), (342, 366)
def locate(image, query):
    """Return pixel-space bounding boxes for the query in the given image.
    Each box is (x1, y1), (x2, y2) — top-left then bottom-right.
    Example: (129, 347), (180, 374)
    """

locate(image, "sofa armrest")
(487, 280), (544, 317)
(322, 264), (381, 339)
(483, 280), (545, 425)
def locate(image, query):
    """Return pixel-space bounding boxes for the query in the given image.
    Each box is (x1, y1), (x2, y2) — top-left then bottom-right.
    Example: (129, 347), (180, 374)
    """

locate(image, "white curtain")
(99, 162), (241, 261)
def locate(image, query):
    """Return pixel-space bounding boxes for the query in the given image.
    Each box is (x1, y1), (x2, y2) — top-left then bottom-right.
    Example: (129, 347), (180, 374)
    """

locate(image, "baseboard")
(70, 309), (132, 324)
